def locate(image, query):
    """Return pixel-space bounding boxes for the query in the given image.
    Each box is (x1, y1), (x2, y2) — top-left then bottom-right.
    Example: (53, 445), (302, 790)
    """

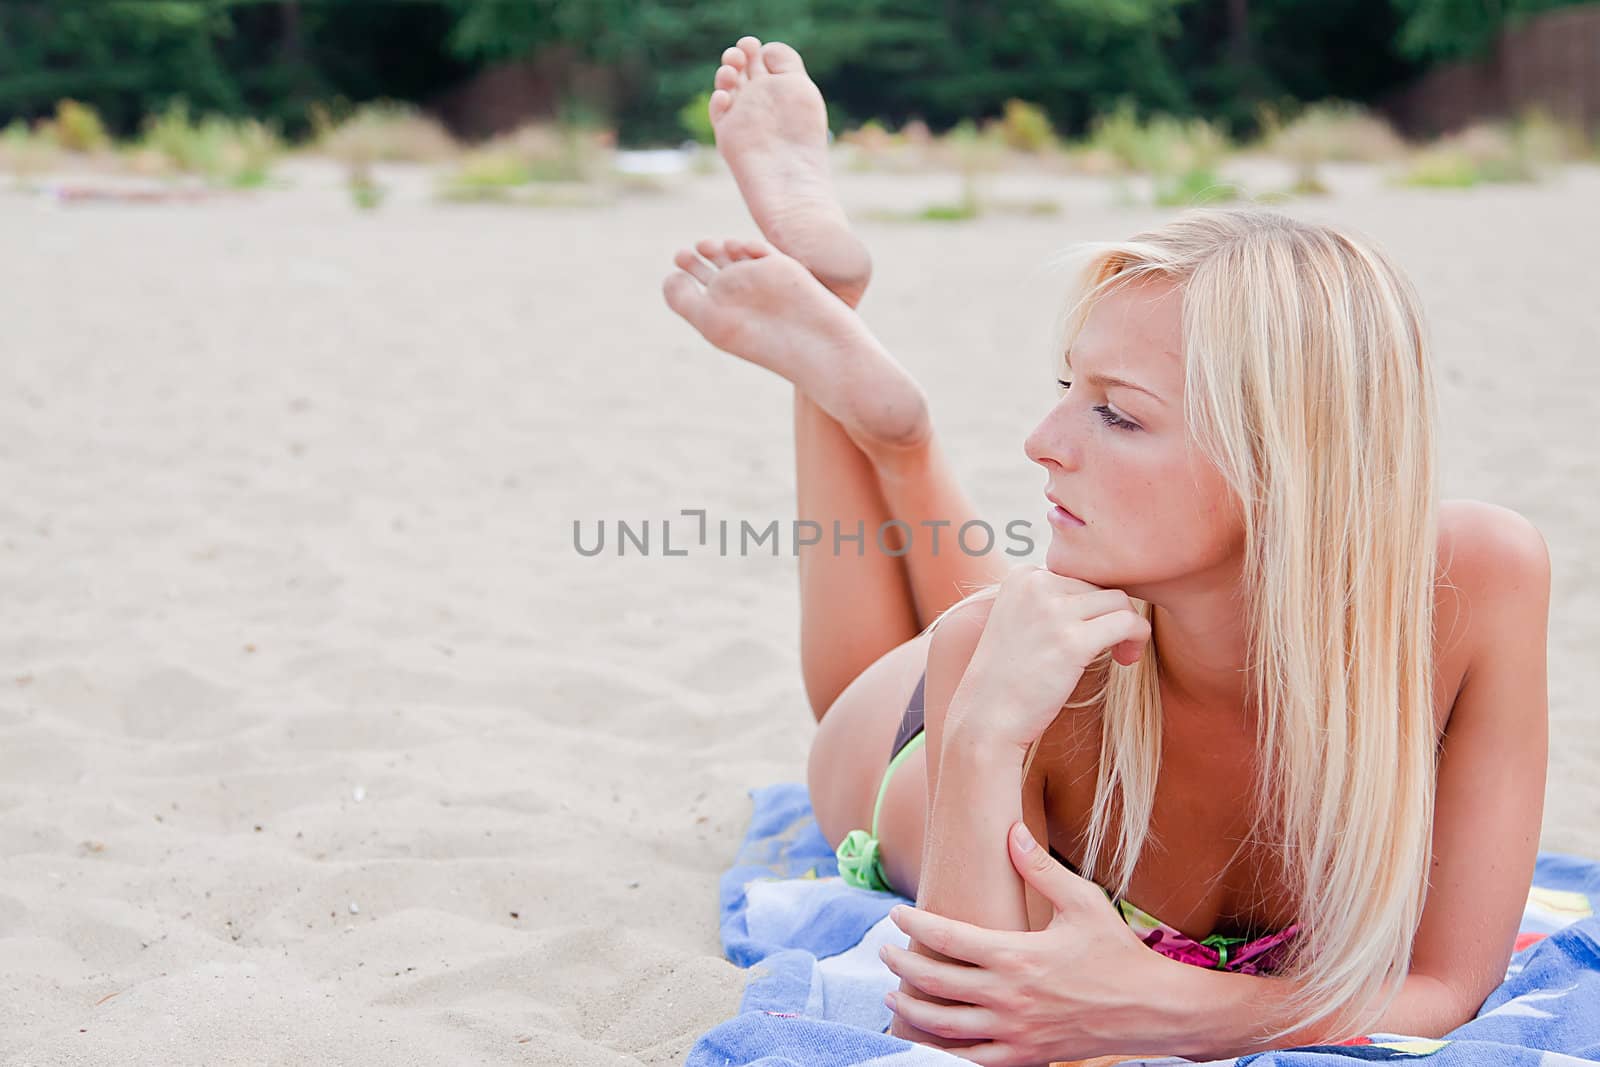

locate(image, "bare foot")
(710, 37), (871, 308)
(663, 238), (928, 454)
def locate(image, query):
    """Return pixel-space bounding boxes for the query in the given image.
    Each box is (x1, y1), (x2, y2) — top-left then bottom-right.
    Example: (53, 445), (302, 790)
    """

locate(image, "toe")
(729, 239), (772, 261)
(673, 248), (717, 285)
(662, 271), (708, 323)
(708, 89), (732, 123)
(721, 45), (746, 70)
(761, 41), (805, 74)
(696, 238), (733, 267)
(737, 37), (763, 76)
(714, 64), (739, 91)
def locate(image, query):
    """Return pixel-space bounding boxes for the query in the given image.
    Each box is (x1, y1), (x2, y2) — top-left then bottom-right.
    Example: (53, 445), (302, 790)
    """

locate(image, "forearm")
(916, 725), (1031, 933)
(891, 722), (1029, 1045)
(1152, 958), (1470, 1061)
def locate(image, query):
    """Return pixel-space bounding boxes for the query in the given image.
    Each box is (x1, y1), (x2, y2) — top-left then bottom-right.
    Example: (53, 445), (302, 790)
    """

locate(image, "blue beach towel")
(688, 783), (1600, 1066)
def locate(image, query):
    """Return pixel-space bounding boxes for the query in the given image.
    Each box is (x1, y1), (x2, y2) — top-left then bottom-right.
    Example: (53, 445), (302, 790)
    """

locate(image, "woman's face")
(1023, 275), (1246, 597)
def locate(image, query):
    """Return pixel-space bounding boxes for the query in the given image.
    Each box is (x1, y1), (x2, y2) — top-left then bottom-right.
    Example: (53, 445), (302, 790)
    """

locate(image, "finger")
(673, 248), (716, 285)
(1064, 589), (1136, 621)
(889, 905), (1024, 968)
(880, 943), (998, 1007)
(1068, 610), (1151, 665)
(695, 238), (732, 267)
(886, 988), (998, 1042)
(1112, 636), (1147, 666)
(1009, 821), (1106, 915)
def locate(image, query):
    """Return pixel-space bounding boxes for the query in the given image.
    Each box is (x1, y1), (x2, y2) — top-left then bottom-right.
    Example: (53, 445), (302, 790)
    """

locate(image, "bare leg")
(664, 240), (1007, 718)
(793, 392), (920, 717)
(695, 38), (1002, 715)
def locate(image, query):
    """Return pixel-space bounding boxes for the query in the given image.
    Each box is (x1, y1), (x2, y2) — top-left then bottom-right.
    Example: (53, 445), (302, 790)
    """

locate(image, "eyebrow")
(1063, 358), (1168, 406)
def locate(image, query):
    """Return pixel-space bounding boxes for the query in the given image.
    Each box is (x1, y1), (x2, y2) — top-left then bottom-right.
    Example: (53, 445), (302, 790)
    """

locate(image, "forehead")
(1069, 275), (1184, 386)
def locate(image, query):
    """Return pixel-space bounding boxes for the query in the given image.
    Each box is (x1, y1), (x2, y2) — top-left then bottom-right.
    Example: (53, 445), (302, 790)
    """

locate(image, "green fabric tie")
(836, 829), (892, 893)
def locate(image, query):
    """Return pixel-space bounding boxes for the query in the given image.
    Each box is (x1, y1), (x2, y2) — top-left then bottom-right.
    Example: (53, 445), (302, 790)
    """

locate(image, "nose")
(1024, 402), (1078, 472)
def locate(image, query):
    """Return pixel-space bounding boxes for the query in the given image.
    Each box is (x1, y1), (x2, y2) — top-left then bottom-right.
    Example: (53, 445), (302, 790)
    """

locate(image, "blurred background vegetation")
(0, 0), (1588, 146)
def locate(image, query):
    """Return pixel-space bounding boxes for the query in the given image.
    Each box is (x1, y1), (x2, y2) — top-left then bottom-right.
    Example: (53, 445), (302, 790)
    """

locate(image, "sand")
(1, 156), (1596, 1065)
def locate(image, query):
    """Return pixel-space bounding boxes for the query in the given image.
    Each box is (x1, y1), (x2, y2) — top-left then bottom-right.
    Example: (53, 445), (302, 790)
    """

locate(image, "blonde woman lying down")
(662, 35), (1550, 1066)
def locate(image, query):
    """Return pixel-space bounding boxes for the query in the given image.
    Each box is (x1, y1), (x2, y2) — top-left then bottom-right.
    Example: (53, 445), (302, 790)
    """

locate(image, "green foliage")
(347, 162), (385, 210)
(439, 123), (616, 200)
(51, 99), (111, 152)
(139, 100), (280, 187)
(0, 118), (59, 182)
(0, 0), (470, 140)
(1392, 0), (1579, 60)
(1154, 167), (1238, 205)
(313, 101), (459, 165)
(997, 99), (1056, 153)
(1259, 99), (1406, 194)
(0, 0), (1578, 155)
(917, 202), (979, 222)
(678, 91), (715, 146)
(1397, 123), (1542, 187)
(1085, 101), (1233, 175)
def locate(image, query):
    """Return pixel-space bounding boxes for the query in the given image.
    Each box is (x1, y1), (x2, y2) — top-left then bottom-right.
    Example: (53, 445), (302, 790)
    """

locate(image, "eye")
(1095, 406), (1138, 431)
(1056, 378), (1139, 432)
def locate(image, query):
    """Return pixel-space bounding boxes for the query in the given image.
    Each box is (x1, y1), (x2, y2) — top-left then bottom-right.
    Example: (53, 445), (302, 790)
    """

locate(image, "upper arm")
(921, 592), (997, 822)
(1410, 506), (1551, 1016)
(922, 589), (1054, 931)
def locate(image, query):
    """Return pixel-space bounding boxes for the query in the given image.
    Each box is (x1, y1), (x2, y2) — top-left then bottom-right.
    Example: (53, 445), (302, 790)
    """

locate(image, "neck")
(1146, 587), (1252, 715)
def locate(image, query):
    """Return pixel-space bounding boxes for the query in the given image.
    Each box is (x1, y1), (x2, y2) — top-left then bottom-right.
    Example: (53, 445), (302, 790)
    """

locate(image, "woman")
(665, 37), (1551, 1065)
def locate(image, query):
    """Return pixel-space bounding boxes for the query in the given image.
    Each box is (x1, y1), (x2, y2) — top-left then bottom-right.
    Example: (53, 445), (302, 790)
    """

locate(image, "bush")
(1084, 102), (1231, 177)
(1398, 122), (1546, 188)
(1, 119), (61, 181)
(998, 99), (1056, 153)
(1263, 101), (1405, 164)
(140, 102), (281, 186)
(313, 101), (458, 164)
(1154, 168), (1239, 206)
(1085, 101), (1148, 171)
(50, 99), (111, 153)
(440, 122), (616, 200)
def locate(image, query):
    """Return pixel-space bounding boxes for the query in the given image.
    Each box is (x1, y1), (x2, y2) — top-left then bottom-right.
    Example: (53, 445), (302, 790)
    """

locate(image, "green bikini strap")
(870, 731), (928, 839)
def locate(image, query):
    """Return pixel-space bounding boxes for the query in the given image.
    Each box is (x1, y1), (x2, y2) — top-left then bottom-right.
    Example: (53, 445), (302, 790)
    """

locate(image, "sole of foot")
(710, 37), (872, 309)
(663, 237), (929, 457)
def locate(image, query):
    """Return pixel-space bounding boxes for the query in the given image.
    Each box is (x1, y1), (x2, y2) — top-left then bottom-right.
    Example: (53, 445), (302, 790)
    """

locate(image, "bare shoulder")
(1439, 499), (1552, 607)
(922, 589), (998, 705)
(1437, 499), (1553, 695)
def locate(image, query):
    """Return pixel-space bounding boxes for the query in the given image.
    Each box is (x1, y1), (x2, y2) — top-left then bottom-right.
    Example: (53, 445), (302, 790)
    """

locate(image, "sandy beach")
(1, 157), (1596, 1065)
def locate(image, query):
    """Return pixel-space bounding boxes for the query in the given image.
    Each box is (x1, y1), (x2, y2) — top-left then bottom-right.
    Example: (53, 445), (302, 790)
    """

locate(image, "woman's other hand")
(880, 822), (1172, 1065)
(950, 565), (1150, 754)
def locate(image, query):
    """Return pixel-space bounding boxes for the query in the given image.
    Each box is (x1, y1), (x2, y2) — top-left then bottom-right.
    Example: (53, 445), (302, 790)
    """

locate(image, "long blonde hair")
(937, 207), (1440, 1045)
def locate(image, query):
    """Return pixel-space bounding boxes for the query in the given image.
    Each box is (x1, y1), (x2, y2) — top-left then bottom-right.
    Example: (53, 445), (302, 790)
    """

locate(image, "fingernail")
(889, 905), (904, 922)
(1014, 823), (1037, 852)
(883, 993), (895, 1009)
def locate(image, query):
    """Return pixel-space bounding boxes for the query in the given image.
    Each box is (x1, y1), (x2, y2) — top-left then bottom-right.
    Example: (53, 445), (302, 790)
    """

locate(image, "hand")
(880, 822), (1173, 1066)
(950, 565), (1150, 753)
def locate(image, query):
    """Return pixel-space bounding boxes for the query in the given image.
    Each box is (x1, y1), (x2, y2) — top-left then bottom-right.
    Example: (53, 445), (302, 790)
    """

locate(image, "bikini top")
(1048, 846), (1301, 975)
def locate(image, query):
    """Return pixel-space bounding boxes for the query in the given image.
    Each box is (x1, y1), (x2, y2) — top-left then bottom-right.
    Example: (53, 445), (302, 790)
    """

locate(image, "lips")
(1046, 493), (1084, 525)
